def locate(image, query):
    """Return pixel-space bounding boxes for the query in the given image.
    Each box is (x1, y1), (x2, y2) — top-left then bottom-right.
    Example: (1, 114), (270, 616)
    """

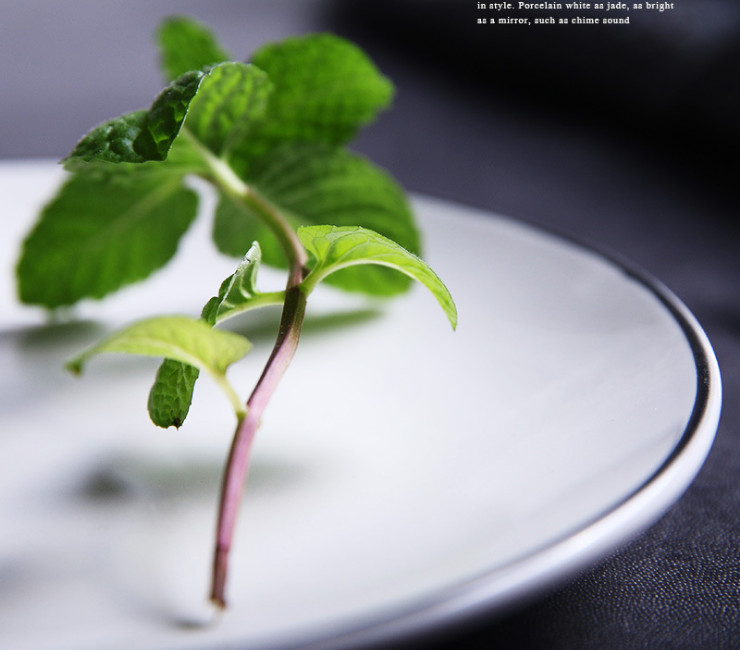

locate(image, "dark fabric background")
(2, 1), (738, 647)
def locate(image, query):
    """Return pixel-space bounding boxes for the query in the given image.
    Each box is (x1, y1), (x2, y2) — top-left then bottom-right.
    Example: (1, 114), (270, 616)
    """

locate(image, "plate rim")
(282, 195), (723, 649)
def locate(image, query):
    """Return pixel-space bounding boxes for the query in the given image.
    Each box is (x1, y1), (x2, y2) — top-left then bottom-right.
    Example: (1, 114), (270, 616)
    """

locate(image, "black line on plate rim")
(282, 200), (720, 650)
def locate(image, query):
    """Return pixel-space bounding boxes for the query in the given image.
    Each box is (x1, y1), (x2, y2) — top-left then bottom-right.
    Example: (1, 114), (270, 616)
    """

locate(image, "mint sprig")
(15, 16), (457, 609)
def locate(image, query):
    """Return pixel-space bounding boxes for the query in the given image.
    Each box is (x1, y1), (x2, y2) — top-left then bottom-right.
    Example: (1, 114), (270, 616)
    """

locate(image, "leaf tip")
(65, 359), (84, 376)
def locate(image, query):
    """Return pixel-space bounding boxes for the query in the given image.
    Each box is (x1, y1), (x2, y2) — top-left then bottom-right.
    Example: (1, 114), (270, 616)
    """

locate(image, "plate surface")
(0, 161), (721, 649)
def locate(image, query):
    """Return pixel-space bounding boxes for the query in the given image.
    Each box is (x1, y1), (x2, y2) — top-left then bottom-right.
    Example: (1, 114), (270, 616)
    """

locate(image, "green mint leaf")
(250, 33), (393, 143)
(148, 359), (201, 428)
(65, 61), (269, 168)
(16, 166), (198, 308)
(212, 192), (272, 265)
(148, 244), (282, 429)
(213, 144), (419, 295)
(67, 315), (249, 417)
(299, 225), (458, 329)
(202, 242), (280, 324)
(157, 16), (231, 81)
(183, 62), (272, 158)
(64, 71), (205, 166)
(66, 316), (250, 375)
(145, 70), (207, 159)
(63, 110), (153, 165)
(229, 34), (393, 171)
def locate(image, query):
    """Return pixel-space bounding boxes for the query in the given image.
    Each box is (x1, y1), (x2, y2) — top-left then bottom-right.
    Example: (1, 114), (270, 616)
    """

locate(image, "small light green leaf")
(66, 316), (250, 376)
(202, 242), (280, 324)
(67, 316), (249, 418)
(16, 166), (198, 308)
(214, 144), (419, 295)
(148, 359), (201, 428)
(157, 16), (231, 81)
(184, 62), (272, 157)
(299, 225), (457, 329)
(148, 245), (282, 429)
(232, 33), (393, 168)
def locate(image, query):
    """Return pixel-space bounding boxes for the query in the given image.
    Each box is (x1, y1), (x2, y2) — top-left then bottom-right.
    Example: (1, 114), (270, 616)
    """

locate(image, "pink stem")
(210, 282), (307, 607)
(202, 180), (310, 608)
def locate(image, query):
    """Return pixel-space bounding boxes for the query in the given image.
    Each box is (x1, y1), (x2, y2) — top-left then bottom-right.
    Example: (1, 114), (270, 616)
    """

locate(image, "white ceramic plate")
(0, 161), (721, 650)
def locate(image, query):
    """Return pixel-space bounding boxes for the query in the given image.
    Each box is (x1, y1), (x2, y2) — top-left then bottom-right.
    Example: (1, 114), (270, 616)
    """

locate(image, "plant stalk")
(200, 149), (310, 607)
(210, 283), (307, 607)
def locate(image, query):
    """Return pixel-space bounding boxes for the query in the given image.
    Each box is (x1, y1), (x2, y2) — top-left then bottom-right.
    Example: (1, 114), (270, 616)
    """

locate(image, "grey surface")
(0, 1), (329, 159)
(2, 1), (739, 648)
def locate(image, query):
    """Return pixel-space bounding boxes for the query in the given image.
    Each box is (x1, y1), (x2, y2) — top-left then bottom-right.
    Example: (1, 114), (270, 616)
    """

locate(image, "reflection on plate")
(0, 162), (721, 649)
